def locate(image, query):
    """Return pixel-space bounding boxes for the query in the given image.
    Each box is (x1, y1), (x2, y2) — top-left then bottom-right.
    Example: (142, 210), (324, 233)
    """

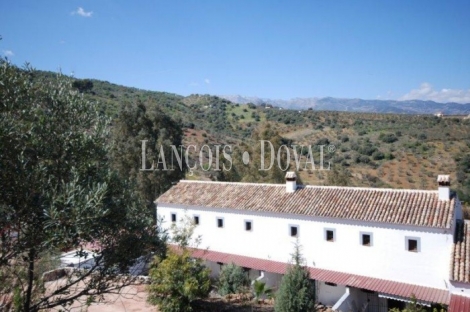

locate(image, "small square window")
(326, 230), (335, 242)
(408, 239), (418, 252)
(193, 215), (199, 225)
(245, 220), (252, 231)
(217, 218), (224, 228)
(290, 225), (298, 237)
(361, 233), (371, 246)
(171, 213), (176, 223)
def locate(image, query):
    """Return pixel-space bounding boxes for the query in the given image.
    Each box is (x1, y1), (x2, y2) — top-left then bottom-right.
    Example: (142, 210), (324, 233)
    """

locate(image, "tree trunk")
(24, 247), (35, 312)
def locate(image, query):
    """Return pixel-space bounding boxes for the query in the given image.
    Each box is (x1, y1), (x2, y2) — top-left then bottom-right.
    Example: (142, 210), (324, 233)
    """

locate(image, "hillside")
(33, 72), (470, 204)
(221, 95), (470, 115)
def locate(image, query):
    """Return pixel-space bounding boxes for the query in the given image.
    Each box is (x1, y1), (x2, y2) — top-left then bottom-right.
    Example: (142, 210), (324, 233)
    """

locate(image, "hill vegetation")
(32, 71), (470, 205)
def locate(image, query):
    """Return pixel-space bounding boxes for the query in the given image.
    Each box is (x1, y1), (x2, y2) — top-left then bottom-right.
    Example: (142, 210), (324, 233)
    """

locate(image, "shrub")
(379, 133), (398, 143)
(274, 245), (315, 312)
(356, 155), (371, 164)
(316, 138), (330, 146)
(253, 280), (272, 303)
(218, 263), (250, 296)
(147, 249), (211, 312)
(358, 145), (377, 156)
(372, 151), (385, 160)
(148, 218), (210, 312)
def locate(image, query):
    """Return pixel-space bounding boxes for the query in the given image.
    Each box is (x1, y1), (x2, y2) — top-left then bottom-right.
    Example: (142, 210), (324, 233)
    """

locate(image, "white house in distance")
(156, 173), (470, 312)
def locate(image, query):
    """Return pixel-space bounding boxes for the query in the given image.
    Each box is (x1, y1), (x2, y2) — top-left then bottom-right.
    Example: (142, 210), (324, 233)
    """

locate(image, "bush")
(148, 249), (211, 312)
(379, 133), (398, 143)
(218, 263), (250, 296)
(372, 151), (385, 160)
(274, 245), (315, 312)
(418, 133), (427, 140)
(358, 145), (377, 156)
(356, 155), (371, 164)
(316, 138), (330, 146)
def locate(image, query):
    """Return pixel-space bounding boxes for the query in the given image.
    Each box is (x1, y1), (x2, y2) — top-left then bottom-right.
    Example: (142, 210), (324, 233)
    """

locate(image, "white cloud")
(400, 82), (470, 104)
(72, 7), (93, 17)
(3, 50), (14, 57)
(204, 78), (210, 85)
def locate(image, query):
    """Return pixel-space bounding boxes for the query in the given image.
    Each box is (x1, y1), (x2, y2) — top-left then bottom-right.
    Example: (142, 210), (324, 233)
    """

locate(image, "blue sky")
(1, 1), (470, 103)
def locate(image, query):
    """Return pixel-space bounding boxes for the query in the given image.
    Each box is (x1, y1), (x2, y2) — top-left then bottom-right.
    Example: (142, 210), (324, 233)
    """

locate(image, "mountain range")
(220, 95), (470, 115)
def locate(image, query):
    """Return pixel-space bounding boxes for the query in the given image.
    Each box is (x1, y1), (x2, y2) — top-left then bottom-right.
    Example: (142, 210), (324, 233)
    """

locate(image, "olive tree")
(0, 60), (164, 311)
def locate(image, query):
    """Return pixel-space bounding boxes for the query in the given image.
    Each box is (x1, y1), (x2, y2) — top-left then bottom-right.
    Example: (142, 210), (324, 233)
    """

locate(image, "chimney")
(437, 175), (450, 201)
(285, 171), (297, 193)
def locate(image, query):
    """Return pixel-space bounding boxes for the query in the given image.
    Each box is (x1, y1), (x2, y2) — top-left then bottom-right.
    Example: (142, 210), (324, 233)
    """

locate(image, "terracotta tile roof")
(449, 294), (470, 312)
(451, 220), (470, 283)
(157, 181), (456, 229)
(180, 247), (450, 305)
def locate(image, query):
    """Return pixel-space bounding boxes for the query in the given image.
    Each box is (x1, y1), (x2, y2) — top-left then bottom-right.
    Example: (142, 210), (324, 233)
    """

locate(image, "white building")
(60, 249), (96, 270)
(156, 173), (470, 311)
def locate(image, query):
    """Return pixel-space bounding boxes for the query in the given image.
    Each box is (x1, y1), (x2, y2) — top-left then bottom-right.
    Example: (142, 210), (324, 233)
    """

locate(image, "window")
(362, 234), (371, 246)
(406, 237), (420, 252)
(325, 229), (335, 242)
(325, 282), (337, 287)
(290, 225), (298, 237)
(217, 217), (224, 228)
(408, 239), (418, 252)
(171, 213), (176, 223)
(245, 220), (252, 231)
(193, 215), (199, 225)
(360, 232), (373, 246)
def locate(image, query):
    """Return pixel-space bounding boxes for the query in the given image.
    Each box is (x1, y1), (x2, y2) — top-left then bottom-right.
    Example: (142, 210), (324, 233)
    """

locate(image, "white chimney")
(437, 175), (450, 201)
(285, 171), (297, 193)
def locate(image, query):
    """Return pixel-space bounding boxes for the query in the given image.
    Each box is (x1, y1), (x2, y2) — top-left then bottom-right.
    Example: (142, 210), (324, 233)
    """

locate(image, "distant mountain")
(220, 95), (470, 115)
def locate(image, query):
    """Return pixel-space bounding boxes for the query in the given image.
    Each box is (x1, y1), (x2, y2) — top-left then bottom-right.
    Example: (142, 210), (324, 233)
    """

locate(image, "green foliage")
(0, 61), (163, 311)
(372, 151), (385, 160)
(147, 249), (211, 312)
(220, 123), (288, 183)
(218, 263), (250, 296)
(253, 280), (272, 303)
(274, 245), (315, 312)
(169, 215), (201, 249)
(147, 215), (210, 312)
(379, 133), (398, 143)
(72, 79), (94, 93)
(327, 167), (351, 186)
(110, 102), (186, 209)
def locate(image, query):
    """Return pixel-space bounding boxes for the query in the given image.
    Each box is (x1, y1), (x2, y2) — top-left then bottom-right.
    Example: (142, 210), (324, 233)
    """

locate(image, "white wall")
(317, 281), (347, 306)
(158, 204), (453, 291)
(450, 281), (470, 297)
